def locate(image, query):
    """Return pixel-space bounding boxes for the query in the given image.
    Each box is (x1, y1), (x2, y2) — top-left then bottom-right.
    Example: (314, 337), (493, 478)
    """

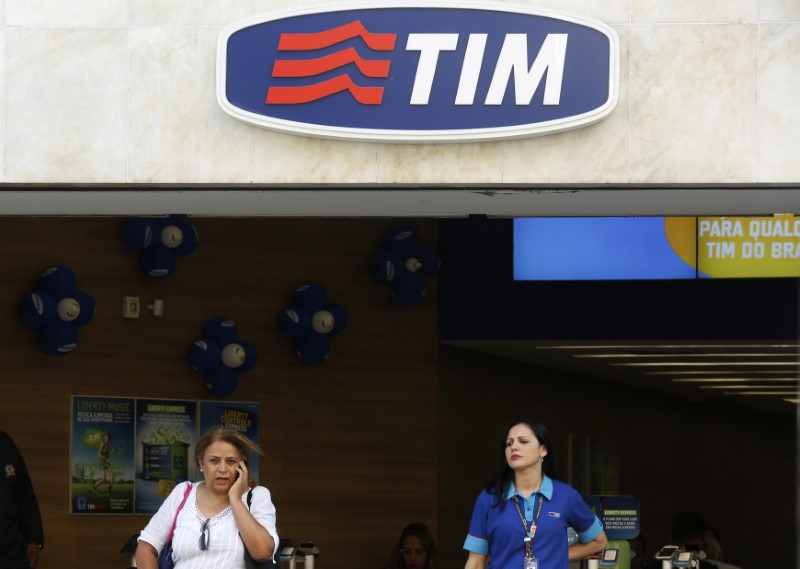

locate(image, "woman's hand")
(25, 544), (39, 569)
(464, 552), (488, 569)
(229, 460), (250, 500)
(568, 530), (608, 561)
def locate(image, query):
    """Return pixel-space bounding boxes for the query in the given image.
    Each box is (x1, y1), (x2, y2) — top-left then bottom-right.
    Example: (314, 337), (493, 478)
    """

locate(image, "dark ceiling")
(447, 339), (799, 418)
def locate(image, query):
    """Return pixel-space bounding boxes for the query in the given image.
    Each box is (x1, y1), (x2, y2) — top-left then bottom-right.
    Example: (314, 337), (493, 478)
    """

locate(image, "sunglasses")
(199, 518), (211, 551)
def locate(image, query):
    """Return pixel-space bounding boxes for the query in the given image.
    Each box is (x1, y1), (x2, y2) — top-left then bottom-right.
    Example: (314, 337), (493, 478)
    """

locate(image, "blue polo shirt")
(464, 476), (603, 569)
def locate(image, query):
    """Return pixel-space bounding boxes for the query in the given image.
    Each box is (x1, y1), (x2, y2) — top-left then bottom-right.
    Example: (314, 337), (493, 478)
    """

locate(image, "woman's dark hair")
(486, 418), (558, 508)
(388, 522), (437, 569)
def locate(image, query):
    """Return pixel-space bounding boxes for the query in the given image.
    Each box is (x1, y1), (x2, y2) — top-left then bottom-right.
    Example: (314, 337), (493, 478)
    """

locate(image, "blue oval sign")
(217, 2), (619, 142)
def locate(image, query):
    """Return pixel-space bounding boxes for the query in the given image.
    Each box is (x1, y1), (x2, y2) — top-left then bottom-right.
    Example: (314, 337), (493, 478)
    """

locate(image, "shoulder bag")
(158, 482), (193, 569)
(244, 488), (277, 569)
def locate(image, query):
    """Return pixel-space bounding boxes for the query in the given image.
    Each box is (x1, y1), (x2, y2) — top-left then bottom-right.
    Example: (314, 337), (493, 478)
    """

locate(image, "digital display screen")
(513, 217), (697, 280)
(513, 215), (800, 280)
(697, 215), (800, 278)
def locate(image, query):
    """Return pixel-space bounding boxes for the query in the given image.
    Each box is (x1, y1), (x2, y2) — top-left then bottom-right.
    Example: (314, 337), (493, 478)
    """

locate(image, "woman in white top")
(136, 425), (278, 569)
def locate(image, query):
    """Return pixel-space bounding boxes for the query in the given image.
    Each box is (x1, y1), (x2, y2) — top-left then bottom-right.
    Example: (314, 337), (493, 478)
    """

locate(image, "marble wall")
(1, 0), (798, 184)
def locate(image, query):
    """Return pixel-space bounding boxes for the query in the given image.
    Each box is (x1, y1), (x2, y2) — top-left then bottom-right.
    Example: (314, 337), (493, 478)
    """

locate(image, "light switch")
(123, 296), (140, 318)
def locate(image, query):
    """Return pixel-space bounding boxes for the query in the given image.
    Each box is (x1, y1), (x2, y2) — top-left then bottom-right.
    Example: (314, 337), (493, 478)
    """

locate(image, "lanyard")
(513, 494), (544, 559)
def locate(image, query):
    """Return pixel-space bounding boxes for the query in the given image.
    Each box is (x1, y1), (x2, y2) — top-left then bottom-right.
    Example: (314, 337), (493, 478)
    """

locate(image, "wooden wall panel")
(0, 217), (438, 569)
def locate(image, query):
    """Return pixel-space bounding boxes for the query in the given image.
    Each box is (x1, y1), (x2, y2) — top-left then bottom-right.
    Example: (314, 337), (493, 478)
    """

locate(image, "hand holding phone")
(229, 459), (250, 499)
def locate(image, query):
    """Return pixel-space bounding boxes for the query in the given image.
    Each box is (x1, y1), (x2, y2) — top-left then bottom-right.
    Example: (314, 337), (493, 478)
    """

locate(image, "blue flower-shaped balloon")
(369, 226), (441, 305)
(123, 214), (199, 279)
(19, 265), (96, 355)
(279, 282), (347, 365)
(188, 318), (258, 397)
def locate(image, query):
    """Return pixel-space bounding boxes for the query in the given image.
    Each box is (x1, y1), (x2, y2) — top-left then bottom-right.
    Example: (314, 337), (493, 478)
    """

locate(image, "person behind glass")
(135, 425), (278, 568)
(0, 431), (44, 569)
(463, 418), (607, 569)
(389, 522), (438, 569)
(642, 512), (740, 569)
(628, 534), (646, 569)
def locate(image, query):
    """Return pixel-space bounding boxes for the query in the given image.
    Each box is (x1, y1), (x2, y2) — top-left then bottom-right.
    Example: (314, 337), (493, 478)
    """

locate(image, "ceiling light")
(536, 344), (800, 350)
(612, 362), (800, 367)
(700, 385), (797, 390)
(574, 353), (796, 358)
(648, 370), (793, 375)
(671, 377), (798, 383)
(724, 391), (798, 396)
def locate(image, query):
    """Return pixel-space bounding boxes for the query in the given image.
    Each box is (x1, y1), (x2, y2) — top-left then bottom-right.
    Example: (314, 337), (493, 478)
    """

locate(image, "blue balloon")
(204, 366), (239, 396)
(141, 246), (176, 279)
(293, 282), (326, 312)
(204, 317), (239, 346)
(324, 303), (348, 337)
(19, 291), (57, 328)
(412, 246), (441, 278)
(123, 217), (160, 251)
(391, 272), (426, 305)
(173, 221), (199, 256)
(160, 214), (184, 227)
(188, 340), (222, 372)
(236, 341), (259, 373)
(296, 333), (330, 365)
(39, 265), (76, 299)
(279, 308), (311, 340)
(386, 226), (420, 258)
(39, 320), (78, 355)
(71, 291), (96, 327)
(368, 250), (405, 283)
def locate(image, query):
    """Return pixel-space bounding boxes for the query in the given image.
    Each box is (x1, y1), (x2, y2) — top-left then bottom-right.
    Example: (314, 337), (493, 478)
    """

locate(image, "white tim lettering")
(455, 34), (487, 105)
(486, 33), (568, 106)
(406, 33), (459, 105)
(705, 242), (736, 259)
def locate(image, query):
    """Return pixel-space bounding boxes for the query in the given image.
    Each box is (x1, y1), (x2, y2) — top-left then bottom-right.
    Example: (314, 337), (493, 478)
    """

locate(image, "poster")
(199, 401), (261, 481)
(134, 398), (198, 515)
(70, 395), (136, 514)
(584, 495), (640, 540)
(69, 396), (261, 514)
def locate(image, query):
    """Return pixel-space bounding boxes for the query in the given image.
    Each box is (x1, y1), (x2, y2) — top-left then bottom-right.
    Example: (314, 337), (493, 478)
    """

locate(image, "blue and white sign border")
(216, 1), (620, 143)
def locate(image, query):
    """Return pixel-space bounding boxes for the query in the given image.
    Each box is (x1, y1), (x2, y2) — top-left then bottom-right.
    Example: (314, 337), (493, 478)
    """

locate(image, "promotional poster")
(70, 395), (136, 514)
(71, 396), (261, 514)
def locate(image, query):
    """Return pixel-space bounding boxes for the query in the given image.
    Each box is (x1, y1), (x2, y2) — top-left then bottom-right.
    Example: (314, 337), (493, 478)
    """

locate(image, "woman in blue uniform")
(464, 418), (607, 569)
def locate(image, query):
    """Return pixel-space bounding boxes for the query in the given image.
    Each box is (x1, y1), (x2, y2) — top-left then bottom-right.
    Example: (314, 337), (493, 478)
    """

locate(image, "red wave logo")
(267, 20), (396, 105)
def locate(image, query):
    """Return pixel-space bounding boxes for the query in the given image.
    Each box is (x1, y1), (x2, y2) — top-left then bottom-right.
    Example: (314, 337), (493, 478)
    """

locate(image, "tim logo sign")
(216, 2), (619, 142)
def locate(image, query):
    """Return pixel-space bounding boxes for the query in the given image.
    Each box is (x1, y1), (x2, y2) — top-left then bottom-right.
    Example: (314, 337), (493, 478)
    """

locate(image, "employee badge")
(524, 554), (539, 569)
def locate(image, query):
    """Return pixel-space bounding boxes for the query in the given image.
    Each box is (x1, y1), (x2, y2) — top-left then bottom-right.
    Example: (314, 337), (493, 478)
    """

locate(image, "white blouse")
(139, 481), (279, 569)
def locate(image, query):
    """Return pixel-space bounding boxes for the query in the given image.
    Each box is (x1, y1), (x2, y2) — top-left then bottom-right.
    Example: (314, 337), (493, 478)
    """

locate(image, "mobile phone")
(654, 545), (680, 560)
(672, 551), (693, 567)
